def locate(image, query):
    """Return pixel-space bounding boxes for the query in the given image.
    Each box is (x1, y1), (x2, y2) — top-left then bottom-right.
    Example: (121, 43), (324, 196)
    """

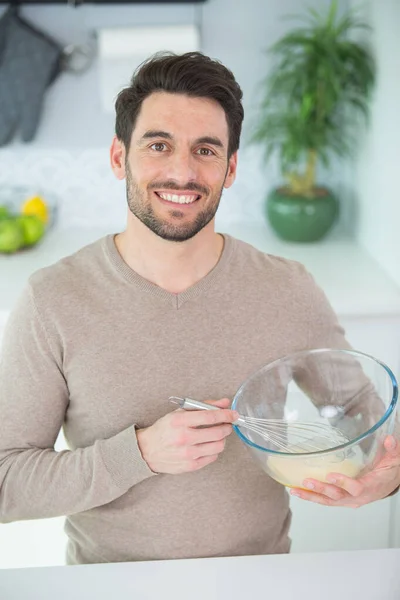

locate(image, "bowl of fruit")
(0, 187), (57, 255)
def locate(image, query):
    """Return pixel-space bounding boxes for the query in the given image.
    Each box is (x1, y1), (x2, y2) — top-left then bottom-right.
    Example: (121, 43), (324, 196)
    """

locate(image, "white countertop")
(1, 223), (400, 321)
(1, 548), (400, 600)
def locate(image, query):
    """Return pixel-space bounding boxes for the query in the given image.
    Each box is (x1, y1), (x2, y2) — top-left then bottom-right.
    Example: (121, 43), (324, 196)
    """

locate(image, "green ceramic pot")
(266, 187), (339, 242)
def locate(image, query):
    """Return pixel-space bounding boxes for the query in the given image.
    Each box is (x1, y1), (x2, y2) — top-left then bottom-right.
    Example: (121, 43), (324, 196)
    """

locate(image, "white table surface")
(1, 223), (400, 321)
(1, 548), (400, 600)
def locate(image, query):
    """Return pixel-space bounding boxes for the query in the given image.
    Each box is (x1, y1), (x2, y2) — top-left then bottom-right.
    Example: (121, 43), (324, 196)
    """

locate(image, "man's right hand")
(136, 398), (239, 474)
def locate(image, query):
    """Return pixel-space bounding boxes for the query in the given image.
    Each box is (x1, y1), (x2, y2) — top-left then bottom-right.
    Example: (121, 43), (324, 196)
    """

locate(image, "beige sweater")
(0, 233), (350, 564)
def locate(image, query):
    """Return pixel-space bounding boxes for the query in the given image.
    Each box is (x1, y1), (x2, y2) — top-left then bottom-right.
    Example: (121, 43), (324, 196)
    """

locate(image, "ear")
(224, 151), (238, 189)
(110, 136), (127, 180)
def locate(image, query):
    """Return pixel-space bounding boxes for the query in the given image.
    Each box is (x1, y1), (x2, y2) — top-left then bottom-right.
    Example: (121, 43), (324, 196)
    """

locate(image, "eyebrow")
(139, 131), (225, 149)
(196, 136), (224, 149)
(140, 130), (172, 141)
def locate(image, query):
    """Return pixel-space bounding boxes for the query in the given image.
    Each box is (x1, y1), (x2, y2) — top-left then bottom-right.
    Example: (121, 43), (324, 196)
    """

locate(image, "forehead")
(133, 92), (229, 142)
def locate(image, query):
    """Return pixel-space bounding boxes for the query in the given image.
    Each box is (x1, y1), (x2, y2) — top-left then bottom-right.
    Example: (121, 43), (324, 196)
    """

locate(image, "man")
(0, 52), (399, 565)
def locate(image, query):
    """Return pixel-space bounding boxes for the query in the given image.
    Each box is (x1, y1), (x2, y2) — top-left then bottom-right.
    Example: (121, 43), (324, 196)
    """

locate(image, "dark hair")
(115, 51), (244, 158)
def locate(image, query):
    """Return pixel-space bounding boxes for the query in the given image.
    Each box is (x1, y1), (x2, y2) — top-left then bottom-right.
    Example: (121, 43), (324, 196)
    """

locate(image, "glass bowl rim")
(231, 348), (399, 457)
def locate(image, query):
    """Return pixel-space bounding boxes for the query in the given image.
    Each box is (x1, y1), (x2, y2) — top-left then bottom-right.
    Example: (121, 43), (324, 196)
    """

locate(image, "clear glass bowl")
(231, 349), (399, 489)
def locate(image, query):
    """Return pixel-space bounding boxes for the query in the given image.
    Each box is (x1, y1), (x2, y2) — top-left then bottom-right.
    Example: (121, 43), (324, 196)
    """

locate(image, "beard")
(125, 162), (226, 242)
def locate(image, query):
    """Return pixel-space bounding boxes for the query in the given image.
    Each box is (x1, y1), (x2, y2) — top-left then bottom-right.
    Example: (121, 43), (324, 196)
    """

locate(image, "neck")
(115, 215), (224, 294)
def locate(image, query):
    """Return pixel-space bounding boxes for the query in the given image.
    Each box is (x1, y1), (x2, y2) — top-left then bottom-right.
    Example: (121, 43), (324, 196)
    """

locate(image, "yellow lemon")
(21, 196), (49, 224)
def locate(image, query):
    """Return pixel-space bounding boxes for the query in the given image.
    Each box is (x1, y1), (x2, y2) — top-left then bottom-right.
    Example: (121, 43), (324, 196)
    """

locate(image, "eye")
(150, 142), (167, 152)
(196, 147), (214, 156)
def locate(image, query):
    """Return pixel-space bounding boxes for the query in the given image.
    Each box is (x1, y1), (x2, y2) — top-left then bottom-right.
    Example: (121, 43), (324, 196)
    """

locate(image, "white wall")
(351, 0), (400, 287)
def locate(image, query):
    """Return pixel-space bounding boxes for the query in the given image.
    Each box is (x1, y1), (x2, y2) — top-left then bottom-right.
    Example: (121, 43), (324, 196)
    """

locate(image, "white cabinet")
(0, 518), (67, 570)
(392, 488), (400, 548)
(290, 493), (393, 553)
(0, 313), (7, 347)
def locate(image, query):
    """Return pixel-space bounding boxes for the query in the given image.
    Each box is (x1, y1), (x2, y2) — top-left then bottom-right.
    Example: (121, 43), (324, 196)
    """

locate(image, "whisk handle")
(169, 397), (220, 411)
(168, 396), (245, 426)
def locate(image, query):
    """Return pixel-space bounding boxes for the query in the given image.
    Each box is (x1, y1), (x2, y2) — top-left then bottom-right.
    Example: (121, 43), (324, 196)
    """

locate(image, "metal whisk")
(169, 396), (349, 453)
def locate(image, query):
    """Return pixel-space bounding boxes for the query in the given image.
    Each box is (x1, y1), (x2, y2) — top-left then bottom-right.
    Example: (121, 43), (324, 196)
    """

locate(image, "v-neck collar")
(103, 232), (235, 309)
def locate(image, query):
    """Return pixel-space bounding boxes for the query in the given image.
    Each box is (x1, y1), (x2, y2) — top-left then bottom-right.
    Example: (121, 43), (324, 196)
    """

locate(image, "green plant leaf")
(327, 0), (339, 30)
(248, 0), (376, 183)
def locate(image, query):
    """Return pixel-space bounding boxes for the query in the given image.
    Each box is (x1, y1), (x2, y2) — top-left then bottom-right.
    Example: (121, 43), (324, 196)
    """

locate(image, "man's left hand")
(290, 435), (400, 507)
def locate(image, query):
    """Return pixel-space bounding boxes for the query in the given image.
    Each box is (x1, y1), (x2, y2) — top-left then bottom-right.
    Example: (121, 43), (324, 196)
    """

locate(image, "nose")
(165, 149), (197, 184)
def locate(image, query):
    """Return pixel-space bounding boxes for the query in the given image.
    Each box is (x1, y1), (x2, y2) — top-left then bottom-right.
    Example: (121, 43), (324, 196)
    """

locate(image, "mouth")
(154, 191), (201, 206)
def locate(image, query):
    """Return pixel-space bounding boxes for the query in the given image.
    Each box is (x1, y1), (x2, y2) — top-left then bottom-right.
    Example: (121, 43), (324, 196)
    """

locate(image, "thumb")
(384, 435), (399, 455)
(378, 435), (400, 468)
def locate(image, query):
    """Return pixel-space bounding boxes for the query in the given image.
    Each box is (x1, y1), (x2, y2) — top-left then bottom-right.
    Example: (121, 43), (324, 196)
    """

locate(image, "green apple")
(17, 215), (45, 247)
(0, 206), (9, 219)
(0, 219), (24, 254)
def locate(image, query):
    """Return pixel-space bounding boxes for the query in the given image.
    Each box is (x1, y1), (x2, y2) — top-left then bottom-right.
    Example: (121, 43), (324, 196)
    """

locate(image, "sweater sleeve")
(0, 284), (156, 523)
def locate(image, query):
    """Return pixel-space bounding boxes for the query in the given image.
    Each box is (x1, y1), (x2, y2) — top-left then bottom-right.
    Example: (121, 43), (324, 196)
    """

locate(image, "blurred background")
(0, 0), (399, 570)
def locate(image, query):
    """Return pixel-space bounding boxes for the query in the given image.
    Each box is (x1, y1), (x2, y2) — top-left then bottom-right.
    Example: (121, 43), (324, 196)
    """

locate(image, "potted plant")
(250, 0), (376, 242)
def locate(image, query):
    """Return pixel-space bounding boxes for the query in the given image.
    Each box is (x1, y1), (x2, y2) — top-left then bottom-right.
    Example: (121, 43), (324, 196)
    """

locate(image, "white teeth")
(158, 193), (198, 204)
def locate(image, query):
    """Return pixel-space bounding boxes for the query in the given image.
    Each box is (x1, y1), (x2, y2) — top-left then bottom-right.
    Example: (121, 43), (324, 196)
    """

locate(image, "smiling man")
(0, 52), (399, 566)
(111, 88), (237, 295)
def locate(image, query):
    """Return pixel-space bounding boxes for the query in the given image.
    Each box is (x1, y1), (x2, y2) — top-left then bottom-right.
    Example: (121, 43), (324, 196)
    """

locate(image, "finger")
(384, 435), (397, 451)
(325, 472), (365, 497)
(204, 398), (232, 409)
(302, 478), (348, 501)
(190, 439), (226, 459)
(173, 406), (239, 428)
(372, 435), (398, 464)
(290, 488), (337, 506)
(383, 435), (400, 458)
(190, 423), (233, 445)
(369, 437), (400, 471)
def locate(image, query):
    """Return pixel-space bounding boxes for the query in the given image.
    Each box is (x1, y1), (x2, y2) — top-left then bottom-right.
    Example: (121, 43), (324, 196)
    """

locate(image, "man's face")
(112, 92), (237, 242)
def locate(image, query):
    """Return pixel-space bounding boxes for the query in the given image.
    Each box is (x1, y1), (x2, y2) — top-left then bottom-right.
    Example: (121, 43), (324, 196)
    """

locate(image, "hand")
(290, 435), (400, 508)
(136, 398), (238, 475)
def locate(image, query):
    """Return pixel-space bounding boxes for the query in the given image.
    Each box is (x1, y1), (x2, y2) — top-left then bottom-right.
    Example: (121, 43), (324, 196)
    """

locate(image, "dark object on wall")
(1, 1), (207, 5)
(0, 6), (63, 145)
